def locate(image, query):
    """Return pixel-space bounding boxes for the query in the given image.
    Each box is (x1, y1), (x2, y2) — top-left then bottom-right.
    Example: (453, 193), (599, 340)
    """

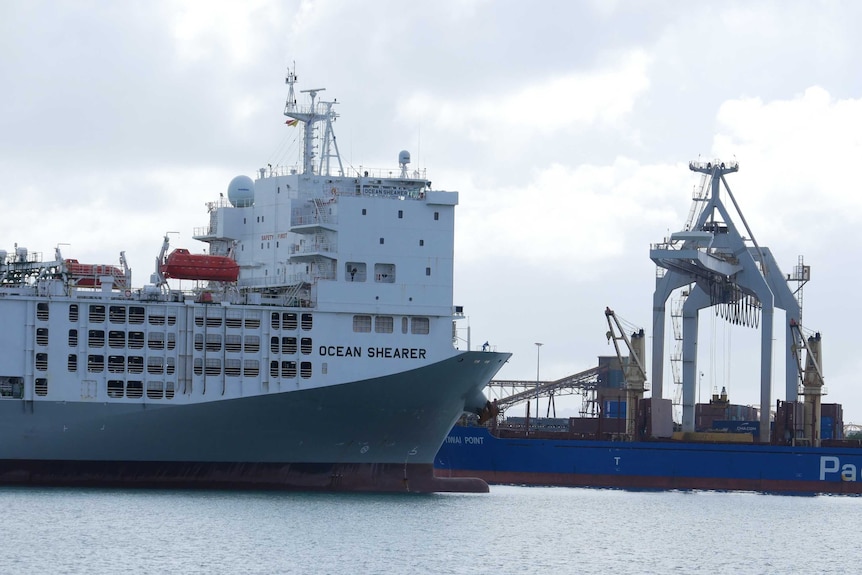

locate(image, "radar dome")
(398, 150), (411, 165)
(227, 175), (255, 207)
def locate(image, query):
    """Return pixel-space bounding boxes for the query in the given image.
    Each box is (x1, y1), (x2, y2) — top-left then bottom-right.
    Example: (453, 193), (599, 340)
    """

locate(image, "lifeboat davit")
(64, 259), (128, 288)
(160, 249), (239, 282)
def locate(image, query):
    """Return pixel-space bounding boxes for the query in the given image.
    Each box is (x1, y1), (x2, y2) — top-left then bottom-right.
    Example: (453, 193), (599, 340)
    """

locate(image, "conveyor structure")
(486, 366), (602, 418)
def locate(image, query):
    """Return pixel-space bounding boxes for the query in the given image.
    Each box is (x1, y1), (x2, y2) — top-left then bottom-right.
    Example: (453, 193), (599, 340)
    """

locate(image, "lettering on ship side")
(317, 345), (427, 359)
(319, 345), (363, 357)
(367, 347), (426, 359)
(820, 456), (858, 482)
(443, 436), (483, 445)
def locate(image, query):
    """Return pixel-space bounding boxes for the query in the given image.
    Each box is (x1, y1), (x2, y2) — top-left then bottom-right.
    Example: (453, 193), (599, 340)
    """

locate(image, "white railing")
(350, 166), (427, 180)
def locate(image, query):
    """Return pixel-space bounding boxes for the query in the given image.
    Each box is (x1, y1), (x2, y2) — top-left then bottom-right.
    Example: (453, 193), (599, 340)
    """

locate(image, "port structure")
(650, 160), (803, 442)
(485, 309), (645, 427)
(604, 307), (648, 440)
(486, 366), (603, 420)
(790, 319), (826, 446)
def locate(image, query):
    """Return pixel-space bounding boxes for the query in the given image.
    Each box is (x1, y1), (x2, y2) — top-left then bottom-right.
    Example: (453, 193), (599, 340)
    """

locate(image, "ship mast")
(284, 64), (344, 177)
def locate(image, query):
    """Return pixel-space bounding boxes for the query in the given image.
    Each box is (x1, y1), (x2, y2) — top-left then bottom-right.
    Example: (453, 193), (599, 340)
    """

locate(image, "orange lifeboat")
(64, 259), (128, 288)
(160, 249), (239, 282)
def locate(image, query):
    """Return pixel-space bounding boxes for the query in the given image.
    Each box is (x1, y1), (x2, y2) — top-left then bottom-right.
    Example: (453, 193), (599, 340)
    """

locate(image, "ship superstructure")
(0, 67), (509, 493)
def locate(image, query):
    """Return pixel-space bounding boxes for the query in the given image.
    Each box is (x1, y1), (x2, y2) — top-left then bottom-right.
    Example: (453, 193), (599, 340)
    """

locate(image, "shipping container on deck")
(638, 397), (674, 438)
(712, 420), (760, 438)
(566, 417), (625, 437)
(822, 404), (844, 440)
(597, 356), (625, 389)
(822, 417), (834, 441)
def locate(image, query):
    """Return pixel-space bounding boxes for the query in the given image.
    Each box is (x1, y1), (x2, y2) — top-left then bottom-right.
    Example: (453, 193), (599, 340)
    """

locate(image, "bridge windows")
(374, 263), (395, 283)
(345, 262), (366, 282)
(353, 315), (371, 333)
(375, 316), (393, 334)
(411, 317), (430, 335)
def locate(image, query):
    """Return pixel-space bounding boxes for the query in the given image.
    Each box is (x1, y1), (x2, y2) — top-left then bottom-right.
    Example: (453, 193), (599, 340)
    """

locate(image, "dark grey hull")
(0, 351), (509, 492)
(0, 460), (489, 493)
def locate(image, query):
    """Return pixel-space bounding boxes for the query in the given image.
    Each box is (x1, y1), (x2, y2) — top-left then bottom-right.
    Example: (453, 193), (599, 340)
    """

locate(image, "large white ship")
(0, 67), (509, 493)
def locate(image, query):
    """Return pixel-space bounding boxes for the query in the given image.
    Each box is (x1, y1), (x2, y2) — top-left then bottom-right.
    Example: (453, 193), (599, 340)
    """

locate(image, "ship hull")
(435, 426), (862, 495)
(0, 460), (487, 493)
(0, 352), (508, 493)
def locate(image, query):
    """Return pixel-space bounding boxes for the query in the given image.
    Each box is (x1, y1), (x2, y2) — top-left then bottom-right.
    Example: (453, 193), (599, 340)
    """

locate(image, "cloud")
(399, 49), (651, 146)
(710, 87), (862, 252)
(454, 157), (688, 273)
(168, 0), (285, 67)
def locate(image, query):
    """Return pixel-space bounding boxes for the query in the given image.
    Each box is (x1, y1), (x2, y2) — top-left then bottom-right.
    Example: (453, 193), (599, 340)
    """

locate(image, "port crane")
(604, 307), (648, 439)
(650, 160), (805, 442)
(790, 319), (826, 446)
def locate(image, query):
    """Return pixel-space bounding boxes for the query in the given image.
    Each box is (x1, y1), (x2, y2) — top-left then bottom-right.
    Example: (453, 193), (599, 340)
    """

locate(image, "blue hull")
(435, 425), (862, 495)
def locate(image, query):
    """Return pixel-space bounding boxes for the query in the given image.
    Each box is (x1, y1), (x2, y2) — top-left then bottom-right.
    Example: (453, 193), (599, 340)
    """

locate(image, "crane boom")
(605, 307), (648, 439)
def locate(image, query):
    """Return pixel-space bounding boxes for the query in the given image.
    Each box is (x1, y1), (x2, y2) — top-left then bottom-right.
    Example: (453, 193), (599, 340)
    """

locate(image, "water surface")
(1, 485), (854, 574)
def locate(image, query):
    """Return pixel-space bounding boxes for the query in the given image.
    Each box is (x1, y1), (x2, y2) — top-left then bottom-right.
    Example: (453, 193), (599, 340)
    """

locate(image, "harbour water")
(1, 485), (856, 574)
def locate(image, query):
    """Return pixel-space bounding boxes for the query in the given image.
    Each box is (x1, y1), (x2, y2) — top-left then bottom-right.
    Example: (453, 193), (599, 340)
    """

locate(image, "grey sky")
(3, 0), (861, 421)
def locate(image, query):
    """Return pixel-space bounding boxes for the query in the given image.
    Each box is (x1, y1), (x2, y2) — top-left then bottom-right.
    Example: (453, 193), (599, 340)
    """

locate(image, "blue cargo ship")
(436, 158), (862, 495)
(435, 422), (862, 495)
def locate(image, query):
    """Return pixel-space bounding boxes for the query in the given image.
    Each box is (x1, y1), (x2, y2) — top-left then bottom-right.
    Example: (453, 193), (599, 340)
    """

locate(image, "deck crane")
(790, 319), (825, 446)
(605, 307), (648, 439)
